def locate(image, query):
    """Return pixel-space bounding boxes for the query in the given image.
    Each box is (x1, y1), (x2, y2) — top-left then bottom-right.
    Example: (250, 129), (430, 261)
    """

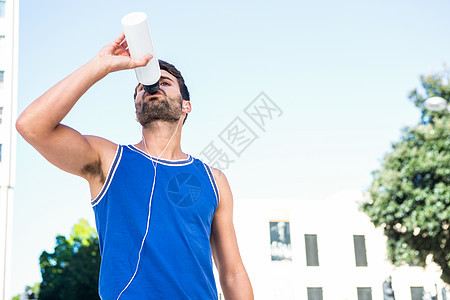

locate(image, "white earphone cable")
(116, 114), (183, 300)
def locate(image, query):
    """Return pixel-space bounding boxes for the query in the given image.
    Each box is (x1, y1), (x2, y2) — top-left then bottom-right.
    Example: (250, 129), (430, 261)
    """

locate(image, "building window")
(269, 221), (292, 261)
(307, 287), (323, 300)
(353, 235), (368, 266)
(0, 35), (5, 47)
(0, 107), (3, 124)
(410, 287), (424, 300)
(0, 1), (5, 18)
(0, 144), (2, 162)
(357, 287), (372, 300)
(0, 71), (4, 82)
(305, 234), (319, 266)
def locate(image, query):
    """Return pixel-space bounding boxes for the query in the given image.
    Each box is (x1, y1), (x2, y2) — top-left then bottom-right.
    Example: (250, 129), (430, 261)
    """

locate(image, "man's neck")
(137, 119), (186, 160)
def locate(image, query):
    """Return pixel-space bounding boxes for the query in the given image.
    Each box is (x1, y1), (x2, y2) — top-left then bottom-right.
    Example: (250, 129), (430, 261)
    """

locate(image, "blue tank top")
(91, 145), (219, 300)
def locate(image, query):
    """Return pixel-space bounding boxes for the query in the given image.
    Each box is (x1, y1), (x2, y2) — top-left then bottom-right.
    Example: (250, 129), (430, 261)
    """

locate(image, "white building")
(225, 190), (449, 300)
(0, 0), (19, 299)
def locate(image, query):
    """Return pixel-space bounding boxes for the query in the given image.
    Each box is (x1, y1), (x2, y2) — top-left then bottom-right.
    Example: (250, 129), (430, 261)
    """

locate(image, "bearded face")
(135, 90), (183, 128)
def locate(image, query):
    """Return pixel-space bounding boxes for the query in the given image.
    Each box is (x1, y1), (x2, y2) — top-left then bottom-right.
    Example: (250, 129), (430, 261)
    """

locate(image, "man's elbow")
(16, 113), (44, 143)
(16, 114), (30, 138)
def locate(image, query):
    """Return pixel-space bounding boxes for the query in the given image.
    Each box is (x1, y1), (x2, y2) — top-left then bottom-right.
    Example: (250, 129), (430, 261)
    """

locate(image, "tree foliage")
(361, 68), (450, 284)
(38, 219), (101, 300)
(11, 283), (39, 300)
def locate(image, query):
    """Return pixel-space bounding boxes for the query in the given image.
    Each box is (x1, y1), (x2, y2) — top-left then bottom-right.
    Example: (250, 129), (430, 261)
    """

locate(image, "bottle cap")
(143, 81), (160, 94)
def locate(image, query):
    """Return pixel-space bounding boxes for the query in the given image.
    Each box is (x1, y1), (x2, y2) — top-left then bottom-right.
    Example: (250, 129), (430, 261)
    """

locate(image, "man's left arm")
(210, 169), (254, 300)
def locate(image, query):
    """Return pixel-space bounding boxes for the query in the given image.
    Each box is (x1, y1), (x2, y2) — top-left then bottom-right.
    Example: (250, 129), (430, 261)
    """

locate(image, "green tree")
(361, 68), (450, 284)
(39, 219), (101, 300)
(11, 283), (40, 300)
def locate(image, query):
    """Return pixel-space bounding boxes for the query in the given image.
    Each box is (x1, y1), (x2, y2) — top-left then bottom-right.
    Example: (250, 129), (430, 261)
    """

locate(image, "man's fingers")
(130, 55), (153, 68)
(114, 32), (126, 45)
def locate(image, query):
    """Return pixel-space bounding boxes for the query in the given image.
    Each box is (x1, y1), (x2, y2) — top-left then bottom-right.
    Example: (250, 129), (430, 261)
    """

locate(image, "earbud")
(183, 105), (188, 108)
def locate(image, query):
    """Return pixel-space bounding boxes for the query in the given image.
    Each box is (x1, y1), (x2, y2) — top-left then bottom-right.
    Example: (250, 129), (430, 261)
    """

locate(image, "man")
(16, 33), (254, 300)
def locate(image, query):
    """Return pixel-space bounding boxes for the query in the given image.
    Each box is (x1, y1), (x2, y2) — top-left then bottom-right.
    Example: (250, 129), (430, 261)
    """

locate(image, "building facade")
(0, 0), (19, 299)
(225, 191), (449, 300)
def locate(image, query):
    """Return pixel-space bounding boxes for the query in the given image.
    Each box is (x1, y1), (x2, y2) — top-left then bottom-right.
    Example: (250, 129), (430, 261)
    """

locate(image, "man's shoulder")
(191, 156), (226, 179)
(209, 166), (225, 180)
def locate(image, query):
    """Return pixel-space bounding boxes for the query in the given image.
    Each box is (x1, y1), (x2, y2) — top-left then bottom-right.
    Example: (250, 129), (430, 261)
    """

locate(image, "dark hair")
(133, 60), (190, 124)
(160, 60), (190, 101)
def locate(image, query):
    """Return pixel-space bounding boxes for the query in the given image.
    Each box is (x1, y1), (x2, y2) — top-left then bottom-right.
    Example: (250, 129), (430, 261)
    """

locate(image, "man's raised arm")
(16, 33), (151, 185)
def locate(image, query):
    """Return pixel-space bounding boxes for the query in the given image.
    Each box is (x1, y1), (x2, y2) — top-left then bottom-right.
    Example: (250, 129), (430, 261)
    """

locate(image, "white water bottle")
(121, 12), (161, 94)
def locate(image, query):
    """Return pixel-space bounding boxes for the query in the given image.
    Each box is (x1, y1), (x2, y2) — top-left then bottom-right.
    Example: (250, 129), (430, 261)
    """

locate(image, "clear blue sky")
(11, 0), (450, 296)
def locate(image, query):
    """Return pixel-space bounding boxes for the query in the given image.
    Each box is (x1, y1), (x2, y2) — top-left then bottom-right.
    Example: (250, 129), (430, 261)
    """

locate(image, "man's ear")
(182, 101), (192, 113)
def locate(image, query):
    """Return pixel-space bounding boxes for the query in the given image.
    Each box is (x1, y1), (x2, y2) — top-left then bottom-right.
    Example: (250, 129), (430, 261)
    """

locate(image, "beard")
(135, 92), (182, 128)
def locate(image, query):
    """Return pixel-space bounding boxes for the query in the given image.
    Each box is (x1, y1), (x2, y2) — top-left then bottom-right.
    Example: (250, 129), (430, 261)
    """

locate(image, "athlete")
(16, 33), (254, 300)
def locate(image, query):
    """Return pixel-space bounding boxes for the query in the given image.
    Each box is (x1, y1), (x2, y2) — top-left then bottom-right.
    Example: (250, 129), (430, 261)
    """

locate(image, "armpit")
(81, 158), (106, 184)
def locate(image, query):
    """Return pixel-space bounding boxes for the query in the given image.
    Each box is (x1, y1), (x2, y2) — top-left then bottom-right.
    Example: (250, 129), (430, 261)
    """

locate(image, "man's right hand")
(95, 32), (153, 76)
